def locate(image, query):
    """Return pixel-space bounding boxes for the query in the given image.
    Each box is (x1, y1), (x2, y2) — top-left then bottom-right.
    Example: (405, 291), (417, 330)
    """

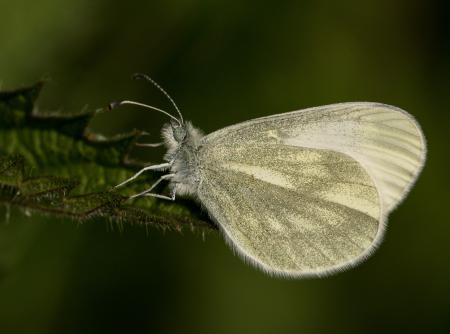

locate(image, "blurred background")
(0, 0), (449, 333)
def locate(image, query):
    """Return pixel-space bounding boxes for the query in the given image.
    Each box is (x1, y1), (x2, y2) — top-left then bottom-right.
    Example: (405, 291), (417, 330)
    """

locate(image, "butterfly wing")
(196, 103), (425, 276)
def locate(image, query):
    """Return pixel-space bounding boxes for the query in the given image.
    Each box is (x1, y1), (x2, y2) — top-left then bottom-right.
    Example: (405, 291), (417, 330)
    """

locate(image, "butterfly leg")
(115, 162), (172, 188)
(143, 192), (176, 201)
(135, 142), (164, 148)
(129, 174), (175, 199)
(133, 131), (164, 147)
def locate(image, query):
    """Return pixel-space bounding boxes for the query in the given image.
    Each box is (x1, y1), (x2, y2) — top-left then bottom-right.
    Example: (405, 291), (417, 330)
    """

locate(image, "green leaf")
(0, 82), (214, 232)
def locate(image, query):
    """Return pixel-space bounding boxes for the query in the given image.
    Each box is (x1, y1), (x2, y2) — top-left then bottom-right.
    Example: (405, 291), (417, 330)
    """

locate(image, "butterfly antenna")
(108, 100), (182, 126)
(133, 73), (184, 124)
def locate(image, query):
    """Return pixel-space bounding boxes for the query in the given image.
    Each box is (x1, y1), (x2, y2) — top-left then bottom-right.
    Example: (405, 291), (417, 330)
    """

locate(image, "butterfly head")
(161, 121), (187, 154)
(162, 120), (203, 151)
(170, 119), (187, 143)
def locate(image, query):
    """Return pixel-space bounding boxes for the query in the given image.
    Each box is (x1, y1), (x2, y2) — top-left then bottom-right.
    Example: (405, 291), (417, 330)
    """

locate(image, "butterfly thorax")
(162, 121), (204, 197)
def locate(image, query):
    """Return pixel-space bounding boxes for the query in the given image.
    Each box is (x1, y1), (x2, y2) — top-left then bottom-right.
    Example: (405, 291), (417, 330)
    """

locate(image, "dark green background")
(0, 0), (449, 333)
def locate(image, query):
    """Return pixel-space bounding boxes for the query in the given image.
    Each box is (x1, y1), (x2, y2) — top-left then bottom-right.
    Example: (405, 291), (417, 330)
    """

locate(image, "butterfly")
(111, 74), (426, 278)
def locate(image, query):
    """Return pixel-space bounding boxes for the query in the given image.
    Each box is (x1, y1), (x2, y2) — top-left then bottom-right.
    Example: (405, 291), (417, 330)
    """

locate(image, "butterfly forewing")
(202, 102), (426, 214)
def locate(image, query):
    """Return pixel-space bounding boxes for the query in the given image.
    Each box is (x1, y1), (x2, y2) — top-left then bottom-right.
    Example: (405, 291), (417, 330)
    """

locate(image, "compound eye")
(170, 119), (180, 129)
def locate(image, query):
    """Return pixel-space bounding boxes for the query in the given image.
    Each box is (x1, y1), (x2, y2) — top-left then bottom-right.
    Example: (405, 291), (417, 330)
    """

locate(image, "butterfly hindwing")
(198, 142), (381, 276)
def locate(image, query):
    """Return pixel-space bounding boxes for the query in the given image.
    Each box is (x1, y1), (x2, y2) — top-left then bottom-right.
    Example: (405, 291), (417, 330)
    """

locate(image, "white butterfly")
(112, 74), (426, 278)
